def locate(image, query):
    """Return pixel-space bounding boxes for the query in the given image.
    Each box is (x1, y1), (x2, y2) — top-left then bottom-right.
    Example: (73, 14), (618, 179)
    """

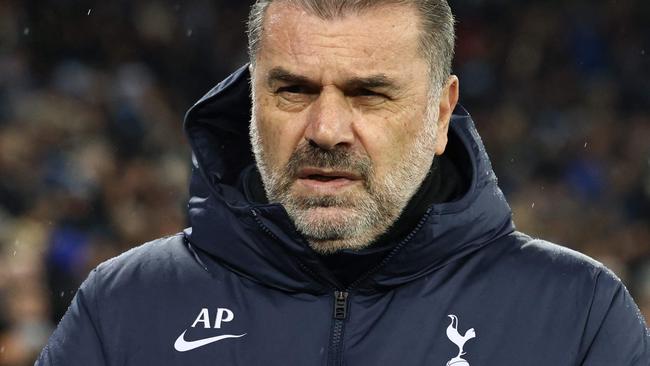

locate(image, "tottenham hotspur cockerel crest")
(445, 315), (477, 366)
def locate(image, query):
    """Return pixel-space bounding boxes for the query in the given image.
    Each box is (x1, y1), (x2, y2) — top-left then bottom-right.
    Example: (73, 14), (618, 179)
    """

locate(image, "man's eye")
(349, 88), (387, 98)
(350, 89), (389, 105)
(276, 85), (310, 95)
(356, 89), (381, 97)
(275, 85), (319, 105)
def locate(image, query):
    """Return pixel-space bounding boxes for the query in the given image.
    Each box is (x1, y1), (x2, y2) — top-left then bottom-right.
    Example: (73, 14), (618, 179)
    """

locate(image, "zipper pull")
(333, 291), (349, 320)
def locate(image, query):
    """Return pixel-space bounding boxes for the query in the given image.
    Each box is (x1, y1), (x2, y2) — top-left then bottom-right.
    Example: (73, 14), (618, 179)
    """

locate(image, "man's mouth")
(297, 167), (362, 180)
(295, 168), (362, 192)
(307, 174), (340, 182)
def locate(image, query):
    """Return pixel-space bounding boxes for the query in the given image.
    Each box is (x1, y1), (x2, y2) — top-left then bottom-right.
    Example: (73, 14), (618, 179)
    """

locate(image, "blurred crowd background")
(0, 0), (648, 364)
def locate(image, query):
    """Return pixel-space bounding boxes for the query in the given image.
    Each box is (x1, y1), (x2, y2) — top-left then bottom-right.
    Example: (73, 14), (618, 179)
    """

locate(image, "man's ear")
(434, 75), (460, 155)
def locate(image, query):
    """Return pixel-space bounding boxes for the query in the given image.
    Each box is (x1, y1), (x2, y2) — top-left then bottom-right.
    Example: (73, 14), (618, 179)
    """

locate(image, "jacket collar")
(183, 65), (514, 294)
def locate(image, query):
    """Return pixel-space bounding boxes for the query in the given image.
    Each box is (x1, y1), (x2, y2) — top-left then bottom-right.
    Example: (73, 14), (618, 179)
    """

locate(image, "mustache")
(285, 143), (373, 181)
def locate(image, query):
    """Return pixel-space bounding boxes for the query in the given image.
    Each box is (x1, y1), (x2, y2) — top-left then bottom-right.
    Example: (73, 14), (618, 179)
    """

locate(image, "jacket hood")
(183, 65), (514, 294)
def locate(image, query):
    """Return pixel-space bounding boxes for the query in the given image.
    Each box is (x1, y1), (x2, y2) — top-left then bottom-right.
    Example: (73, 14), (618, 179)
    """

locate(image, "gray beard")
(250, 100), (439, 254)
(267, 144), (403, 253)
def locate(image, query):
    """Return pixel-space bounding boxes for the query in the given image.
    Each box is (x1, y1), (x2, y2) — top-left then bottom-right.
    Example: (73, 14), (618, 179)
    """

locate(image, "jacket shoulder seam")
(88, 267), (109, 363)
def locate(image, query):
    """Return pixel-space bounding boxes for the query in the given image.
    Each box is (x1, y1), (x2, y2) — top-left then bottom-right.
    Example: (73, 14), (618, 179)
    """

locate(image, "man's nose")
(304, 88), (355, 150)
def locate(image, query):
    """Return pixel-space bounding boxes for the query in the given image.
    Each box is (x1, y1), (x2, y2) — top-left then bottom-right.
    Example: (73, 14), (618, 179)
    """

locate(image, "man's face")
(250, 2), (458, 253)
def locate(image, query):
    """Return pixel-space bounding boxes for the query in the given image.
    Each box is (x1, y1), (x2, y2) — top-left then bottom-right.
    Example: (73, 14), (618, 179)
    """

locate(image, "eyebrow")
(267, 67), (314, 86)
(266, 67), (400, 92)
(344, 74), (398, 92)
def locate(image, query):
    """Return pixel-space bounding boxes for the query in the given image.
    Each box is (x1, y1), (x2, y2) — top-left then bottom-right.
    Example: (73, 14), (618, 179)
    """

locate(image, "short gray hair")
(246, 0), (456, 90)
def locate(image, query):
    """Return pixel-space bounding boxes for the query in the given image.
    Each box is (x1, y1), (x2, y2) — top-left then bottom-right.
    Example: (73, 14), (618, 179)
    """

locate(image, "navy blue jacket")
(38, 66), (649, 365)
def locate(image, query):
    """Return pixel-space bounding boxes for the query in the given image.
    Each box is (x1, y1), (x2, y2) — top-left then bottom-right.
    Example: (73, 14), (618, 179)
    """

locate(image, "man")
(38, 0), (648, 365)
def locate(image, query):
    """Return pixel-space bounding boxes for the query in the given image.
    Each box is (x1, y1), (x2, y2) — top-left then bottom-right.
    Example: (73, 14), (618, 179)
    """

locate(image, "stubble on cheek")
(253, 103), (292, 180)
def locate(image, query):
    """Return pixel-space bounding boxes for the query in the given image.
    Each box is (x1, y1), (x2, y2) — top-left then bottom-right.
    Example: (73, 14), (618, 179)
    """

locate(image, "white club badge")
(445, 315), (477, 366)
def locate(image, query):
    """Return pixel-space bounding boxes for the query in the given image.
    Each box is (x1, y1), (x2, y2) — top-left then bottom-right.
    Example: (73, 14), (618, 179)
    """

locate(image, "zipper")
(251, 208), (433, 366)
(326, 210), (432, 366)
(333, 291), (349, 320)
(251, 209), (349, 366)
(329, 290), (349, 366)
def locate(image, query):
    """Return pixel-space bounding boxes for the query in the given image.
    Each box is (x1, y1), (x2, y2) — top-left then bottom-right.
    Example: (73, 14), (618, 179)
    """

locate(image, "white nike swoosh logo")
(174, 330), (246, 352)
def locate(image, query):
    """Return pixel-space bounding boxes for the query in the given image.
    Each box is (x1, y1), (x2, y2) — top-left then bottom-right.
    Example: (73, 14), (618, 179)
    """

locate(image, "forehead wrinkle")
(284, 28), (380, 58)
(263, 2), (418, 58)
(281, 32), (412, 71)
